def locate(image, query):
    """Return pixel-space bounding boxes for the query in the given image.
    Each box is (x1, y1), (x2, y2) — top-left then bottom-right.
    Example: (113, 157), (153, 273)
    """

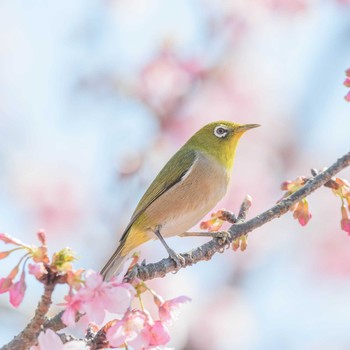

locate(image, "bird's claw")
(215, 231), (230, 246)
(124, 264), (139, 282)
(169, 251), (186, 271)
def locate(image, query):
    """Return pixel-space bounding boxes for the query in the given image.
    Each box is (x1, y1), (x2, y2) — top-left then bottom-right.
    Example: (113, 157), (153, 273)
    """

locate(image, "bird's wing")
(120, 148), (198, 241)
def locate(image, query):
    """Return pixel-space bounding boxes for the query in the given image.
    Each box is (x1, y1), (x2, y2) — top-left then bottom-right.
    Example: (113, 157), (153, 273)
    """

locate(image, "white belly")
(158, 200), (218, 237)
(144, 152), (229, 239)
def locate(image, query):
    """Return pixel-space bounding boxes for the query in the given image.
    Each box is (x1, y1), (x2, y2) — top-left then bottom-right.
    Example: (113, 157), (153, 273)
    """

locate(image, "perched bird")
(101, 121), (259, 280)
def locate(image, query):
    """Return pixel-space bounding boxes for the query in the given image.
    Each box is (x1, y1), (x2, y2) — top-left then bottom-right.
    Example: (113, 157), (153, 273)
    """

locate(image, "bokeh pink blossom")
(0, 0), (350, 349)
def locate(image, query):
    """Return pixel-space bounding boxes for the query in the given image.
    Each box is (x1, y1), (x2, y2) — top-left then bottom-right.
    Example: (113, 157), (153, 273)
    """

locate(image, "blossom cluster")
(332, 177), (350, 235)
(60, 268), (190, 349)
(281, 175), (350, 235)
(200, 210), (227, 232)
(0, 232), (191, 349)
(137, 46), (203, 120)
(200, 209), (248, 251)
(281, 176), (312, 226)
(0, 230), (52, 307)
(106, 289), (190, 349)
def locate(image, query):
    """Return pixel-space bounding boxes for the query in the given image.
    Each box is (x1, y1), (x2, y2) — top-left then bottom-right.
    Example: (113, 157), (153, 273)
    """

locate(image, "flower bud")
(344, 78), (350, 88)
(341, 205), (350, 235)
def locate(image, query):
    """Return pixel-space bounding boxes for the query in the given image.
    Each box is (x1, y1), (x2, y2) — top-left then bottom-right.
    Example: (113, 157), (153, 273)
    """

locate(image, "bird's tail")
(100, 236), (127, 281)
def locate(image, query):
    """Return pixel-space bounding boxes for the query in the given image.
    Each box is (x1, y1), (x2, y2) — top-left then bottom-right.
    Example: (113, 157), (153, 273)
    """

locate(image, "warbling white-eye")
(101, 121), (259, 280)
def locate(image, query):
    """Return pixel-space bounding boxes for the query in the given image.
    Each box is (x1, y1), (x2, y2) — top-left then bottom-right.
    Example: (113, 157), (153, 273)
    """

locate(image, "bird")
(101, 120), (259, 280)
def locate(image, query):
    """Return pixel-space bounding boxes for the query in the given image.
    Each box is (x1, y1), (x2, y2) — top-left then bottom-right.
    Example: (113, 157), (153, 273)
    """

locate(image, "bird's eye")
(214, 126), (228, 138)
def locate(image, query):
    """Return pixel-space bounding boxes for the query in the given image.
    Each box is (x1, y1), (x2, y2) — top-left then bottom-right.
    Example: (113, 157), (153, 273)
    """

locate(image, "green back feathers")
(132, 148), (197, 220)
(118, 148), (197, 243)
(118, 121), (257, 244)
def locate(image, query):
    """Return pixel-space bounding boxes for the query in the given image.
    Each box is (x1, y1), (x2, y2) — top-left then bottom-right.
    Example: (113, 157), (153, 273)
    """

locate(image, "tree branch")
(13, 151), (350, 338)
(133, 150), (350, 281)
(1, 282), (56, 350)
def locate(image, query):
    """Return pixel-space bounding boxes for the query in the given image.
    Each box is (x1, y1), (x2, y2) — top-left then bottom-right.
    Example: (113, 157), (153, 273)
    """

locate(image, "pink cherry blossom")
(30, 329), (88, 350)
(293, 199), (312, 226)
(66, 269), (84, 290)
(0, 277), (13, 293)
(37, 229), (47, 245)
(155, 295), (191, 324)
(341, 205), (350, 235)
(9, 270), (26, 307)
(107, 310), (172, 349)
(59, 293), (82, 326)
(342, 218), (350, 234)
(137, 47), (202, 121)
(145, 320), (171, 347)
(61, 270), (135, 326)
(106, 310), (149, 348)
(0, 251), (11, 260)
(28, 263), (48, 279)
(345, 91), (350, 102)
(200, 210), (225, 232)
(79, 270), (135, 323)
(344, 77), (350, 87)
(31, 329), (63, 350)
(61, 293), (83, 327)
(0, 233), (27, 246)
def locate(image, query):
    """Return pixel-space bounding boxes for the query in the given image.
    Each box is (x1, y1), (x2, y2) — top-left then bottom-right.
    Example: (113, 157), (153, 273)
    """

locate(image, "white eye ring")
(214, 125), (228, 138)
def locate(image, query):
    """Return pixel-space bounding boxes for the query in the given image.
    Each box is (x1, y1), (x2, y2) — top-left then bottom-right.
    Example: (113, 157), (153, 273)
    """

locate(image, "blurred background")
(0, 0), (350, 349)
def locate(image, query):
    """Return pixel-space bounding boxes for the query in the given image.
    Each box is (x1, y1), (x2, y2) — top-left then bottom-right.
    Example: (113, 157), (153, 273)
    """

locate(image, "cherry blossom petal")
(66, 269), (84, 290)
(36, 329), (63, 350)
(61, 294), (82, 326)
(82, 300), (106, 325)
(63, 341), (89, 350)
(8, 265), (20, 280)
(62, 307), (78, 327)
(28, 263), (47, 279)
(293, 199), (312, 226)
(103, 284), (135, 315)
(345, 91), (350, 102)
(0, 251), (11, 260)
(158, 296), (191, 323)
(128, 332), (149, 350)
(106, 320), (128, 347)
(147, 321), (171, 347)
(84, 270), (103, 290)
(0, 277), (13, 294)
(341, 205), (350, 235)
(33, 330), (89, 350)
(37, 230), (47, 245)
(9, 270), (26, 307)
(0, 233), (26, 246)
(107, 310), (148, 348)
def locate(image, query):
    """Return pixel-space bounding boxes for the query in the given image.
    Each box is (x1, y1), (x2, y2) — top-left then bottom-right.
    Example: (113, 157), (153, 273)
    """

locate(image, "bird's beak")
(236, 123), (260, 134)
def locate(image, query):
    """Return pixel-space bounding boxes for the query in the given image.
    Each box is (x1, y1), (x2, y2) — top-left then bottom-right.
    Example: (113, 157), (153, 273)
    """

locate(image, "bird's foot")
(215, 230), (231, 246)
(124, 264), (139, 282)
(125, 259), (151, 282)
(168, 250), (186, 271)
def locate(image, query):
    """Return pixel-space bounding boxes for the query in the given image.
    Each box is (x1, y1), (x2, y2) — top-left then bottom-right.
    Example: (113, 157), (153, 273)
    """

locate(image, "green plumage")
(101, 121), (259, 280)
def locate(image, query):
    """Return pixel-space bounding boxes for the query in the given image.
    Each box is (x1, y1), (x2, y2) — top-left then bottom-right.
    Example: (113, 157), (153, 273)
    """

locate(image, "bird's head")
(186, 121), (260, 170)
